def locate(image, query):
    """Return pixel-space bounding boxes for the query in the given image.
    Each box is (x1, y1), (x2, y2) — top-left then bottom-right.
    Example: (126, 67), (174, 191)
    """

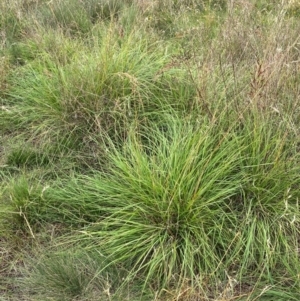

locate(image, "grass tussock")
(1, 0), (300, 300)
(60, 117), (242, 289)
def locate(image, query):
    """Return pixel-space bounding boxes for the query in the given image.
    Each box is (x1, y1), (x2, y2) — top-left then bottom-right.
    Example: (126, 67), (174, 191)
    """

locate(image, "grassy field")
(1, 0), (300, 300)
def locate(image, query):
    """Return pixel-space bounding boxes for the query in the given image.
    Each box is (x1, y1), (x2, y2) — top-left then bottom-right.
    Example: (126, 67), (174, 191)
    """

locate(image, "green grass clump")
(6, 147), (50, 169)
(38, 112), (300, 299)
(59, 117), (241, 294)
(230, 112), (300, 288)
(27, 251), (102, 300)
(36, 0), (135, 36)
(0, 176), (48, 236)
(2, 25), (195, 168)
(0, 2), (25, 44)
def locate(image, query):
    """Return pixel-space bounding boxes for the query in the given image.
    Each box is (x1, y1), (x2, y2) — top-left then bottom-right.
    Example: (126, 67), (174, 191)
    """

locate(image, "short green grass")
(1, 0), (300, 300)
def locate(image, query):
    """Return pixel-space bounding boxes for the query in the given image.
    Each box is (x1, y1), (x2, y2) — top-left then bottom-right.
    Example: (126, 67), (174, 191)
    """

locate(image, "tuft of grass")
(42, 111), (300, 299)
(38, 0), (93, 36)
(229, 111), (300, 286)
(2, 25), (195, 168)
(35, 0), (135, 37)
(0, 2), (25, 45)
(27, 251), (96, 299)
(25, 248), (146, 301)
(6, 147), (50, 169)
(0, 176), (48, 236)
(59, 116), (242, 295)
